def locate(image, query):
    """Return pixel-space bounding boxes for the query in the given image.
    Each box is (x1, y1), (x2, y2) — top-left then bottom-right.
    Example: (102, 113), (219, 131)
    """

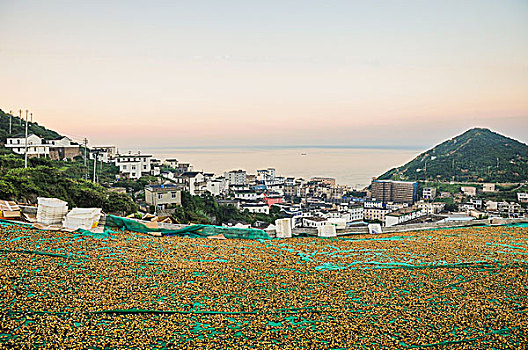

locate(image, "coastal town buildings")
(225, 170), (247, 186)
(115, 153), (153, 179)
(6, 134), (80, 160)
(4, 132), (525, 228)
(363, 208), (391, 222)
(302, 217), (328, 228)
(89, 146), (117, 163)
(241, 202), (269, 214)
(422, 187), (437, 200)
(483, 183), (496, 192)
(461, 186), (477, 196)
(164, 158), (179, 168)
(179, 172), (205, 195)
(385, 207), (425, 227)
(416, 201), (445, 215)
(371, 180), (418, 204)
(145, 184), (183, 211)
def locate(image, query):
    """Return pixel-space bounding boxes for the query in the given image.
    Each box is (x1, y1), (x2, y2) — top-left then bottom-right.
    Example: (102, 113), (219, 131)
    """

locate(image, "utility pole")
(30, 112), (33, 123)
(93, 152), (97, 183)
(19, 109), (22, 126)
(24, 110), (29, 168)
(82, 138), (88, 180)
(83, 138), (88, 166)
(8, 110), (12, 134)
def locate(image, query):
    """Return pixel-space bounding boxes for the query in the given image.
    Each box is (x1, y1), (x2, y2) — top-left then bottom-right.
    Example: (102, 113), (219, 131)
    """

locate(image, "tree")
(104, 192), (138, 215)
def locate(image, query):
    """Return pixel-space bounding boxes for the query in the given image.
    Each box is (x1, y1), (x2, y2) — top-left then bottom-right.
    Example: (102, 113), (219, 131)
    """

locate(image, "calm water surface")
(144, 147), (420, 189)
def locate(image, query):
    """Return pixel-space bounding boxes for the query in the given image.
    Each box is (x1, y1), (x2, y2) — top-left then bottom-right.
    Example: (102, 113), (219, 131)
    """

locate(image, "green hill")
(379, 128), (528, 183)
(0, 109), (62, 145)
(0, 109), (136, 214)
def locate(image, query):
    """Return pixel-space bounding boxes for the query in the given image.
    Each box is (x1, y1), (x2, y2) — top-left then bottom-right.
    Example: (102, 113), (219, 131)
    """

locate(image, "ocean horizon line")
(137, 144), (425, 151)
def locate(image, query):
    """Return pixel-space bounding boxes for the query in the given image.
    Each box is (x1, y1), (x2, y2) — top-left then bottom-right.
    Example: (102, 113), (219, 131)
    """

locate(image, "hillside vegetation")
(379, 128), (528, 183)
(0, 109), (137, 214)
(0, 155), (137, 214)
(0, 109), (61, 144)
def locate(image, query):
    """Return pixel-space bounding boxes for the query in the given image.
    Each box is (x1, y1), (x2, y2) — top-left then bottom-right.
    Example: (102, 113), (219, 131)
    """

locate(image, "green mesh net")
(105, 215), (270, 240)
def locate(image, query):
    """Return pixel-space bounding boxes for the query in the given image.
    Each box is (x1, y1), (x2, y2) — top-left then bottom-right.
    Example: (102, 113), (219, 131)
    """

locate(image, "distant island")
(378, 128), (528, 183)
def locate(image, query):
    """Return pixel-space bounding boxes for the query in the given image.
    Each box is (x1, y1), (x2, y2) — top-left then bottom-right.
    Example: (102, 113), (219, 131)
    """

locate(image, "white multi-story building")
(257, 168), (284, 186)
(483, 183), (496, 192)
(416, 201), (445, 215)
(518, 193), (528, 203)
(115, 153), (153, 179)
(302, 217), (328, 228)
(89, 146), (117, 163)
(422, 187), (437, 199)
(364, 200), (385, 209)
(385, 208), (425, 227)
(461, 186), (477, 196)
(241, 202), (269, 214)
(497, 202), (523, 215)
(349, 205), (364, 222)
(234, 190), (262, 201)
(164, 158), (179, 168)
(6, 135), (79, 160)
(179, 172), (205, 195)
(224, 170), (247, 186)
(6, 134), (49, 157)
(363, 208), (391, 222)
(194, 178), (229, 197)
(145, 184), (183, 210)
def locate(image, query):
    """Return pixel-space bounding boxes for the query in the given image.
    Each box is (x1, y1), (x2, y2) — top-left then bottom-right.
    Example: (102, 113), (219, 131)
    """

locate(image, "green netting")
(105, 215), (270, 240)
(0, 248), (74, 259)
(74, 229), (114, 240)
(399, 327), (517, 349)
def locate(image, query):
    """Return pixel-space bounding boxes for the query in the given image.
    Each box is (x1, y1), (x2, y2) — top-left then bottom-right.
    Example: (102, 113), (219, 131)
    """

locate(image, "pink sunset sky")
(1, 0), (527, 149)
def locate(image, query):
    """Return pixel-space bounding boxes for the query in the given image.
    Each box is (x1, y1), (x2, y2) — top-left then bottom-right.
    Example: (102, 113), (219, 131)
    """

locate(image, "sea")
(143, 146), (422, 190)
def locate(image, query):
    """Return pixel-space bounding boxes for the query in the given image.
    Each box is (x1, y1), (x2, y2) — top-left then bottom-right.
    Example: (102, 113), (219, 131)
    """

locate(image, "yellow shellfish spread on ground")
(1, 221), (527, 349)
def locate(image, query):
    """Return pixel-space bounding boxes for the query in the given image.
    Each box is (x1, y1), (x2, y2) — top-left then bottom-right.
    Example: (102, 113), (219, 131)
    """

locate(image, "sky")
(0, 0), (527, 149)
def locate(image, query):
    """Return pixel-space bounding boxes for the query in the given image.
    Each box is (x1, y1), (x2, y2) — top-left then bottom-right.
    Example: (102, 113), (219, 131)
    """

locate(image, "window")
(171, 192), (177, 199)
(132, 166), (136, 170)
(123, 165), (127, 170)
(158, 194), (163, 200)
(143, 165), (147, 170)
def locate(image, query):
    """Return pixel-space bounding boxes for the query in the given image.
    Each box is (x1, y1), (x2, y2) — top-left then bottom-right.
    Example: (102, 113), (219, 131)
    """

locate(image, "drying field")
(0, 221), (527, 349)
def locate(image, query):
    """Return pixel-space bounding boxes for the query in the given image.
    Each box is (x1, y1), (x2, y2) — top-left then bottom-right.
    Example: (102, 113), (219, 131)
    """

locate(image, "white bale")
(63, 208), (102, 230)
(37, 197), (68, 225)
(275, 218), (292, 238)
(328, 218), (347, 230)
(318, 223), (337, 238)
(368, 224), (383, 234)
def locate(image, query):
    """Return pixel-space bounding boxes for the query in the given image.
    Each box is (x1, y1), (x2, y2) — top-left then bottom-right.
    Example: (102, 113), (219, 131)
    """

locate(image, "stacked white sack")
(36, 197), (68, 225)
(62, 208), (102, 230)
